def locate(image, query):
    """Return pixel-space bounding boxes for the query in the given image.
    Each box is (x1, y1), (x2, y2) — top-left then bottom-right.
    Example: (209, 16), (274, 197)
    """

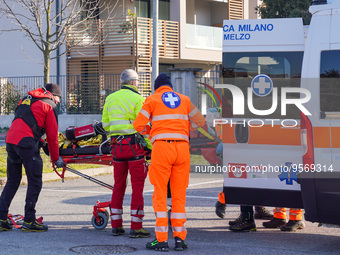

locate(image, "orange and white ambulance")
(220, 0), (340, 226)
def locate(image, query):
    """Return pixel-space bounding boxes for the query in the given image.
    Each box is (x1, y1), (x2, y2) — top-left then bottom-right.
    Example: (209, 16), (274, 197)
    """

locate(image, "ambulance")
(220, 0), (340, 226)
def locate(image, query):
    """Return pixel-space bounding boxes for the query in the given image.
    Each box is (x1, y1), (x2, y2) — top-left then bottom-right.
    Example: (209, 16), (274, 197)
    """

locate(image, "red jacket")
(6, 88), (60, 161)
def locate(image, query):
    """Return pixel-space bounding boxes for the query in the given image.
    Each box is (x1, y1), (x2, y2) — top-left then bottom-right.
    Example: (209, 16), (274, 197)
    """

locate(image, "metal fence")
(0, 73), (152, 115)
(0, 71), (222, 115)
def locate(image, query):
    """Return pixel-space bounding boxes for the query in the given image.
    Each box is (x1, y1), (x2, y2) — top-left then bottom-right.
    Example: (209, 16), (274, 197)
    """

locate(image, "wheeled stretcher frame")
(53, 139), (114, 230)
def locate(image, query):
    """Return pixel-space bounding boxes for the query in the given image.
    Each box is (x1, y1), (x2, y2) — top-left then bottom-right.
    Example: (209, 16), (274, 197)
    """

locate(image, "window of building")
(135, 0), (170, 20)
(80, 0), (100, 20)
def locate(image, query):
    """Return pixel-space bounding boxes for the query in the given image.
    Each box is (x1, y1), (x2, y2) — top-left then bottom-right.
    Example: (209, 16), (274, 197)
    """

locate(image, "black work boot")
(280, 220), (306, 231)
(112, 227), (125, 236)
(263, 218), (287, 228)
(174, 236), (188, 251)
(22, 220), (48, 232)
(0, 219), (12, 231)
(129, 228), (150, 238)
(215, 201), (226, 219)
(254, 206), (274, 220)
(228, 214), (243, 226)
(146, 239), (170, 252)
(229, 218), (256, 232)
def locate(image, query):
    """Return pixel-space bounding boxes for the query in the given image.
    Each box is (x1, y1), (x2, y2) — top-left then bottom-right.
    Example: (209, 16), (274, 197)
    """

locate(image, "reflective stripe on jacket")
(102, 85), (144, 136)
(102, 85), (152, 149)
(133, 86), (205, 143)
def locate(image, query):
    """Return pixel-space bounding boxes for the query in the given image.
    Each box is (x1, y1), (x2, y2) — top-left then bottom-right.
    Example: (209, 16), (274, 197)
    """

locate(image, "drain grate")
(70, 245), (137, 254)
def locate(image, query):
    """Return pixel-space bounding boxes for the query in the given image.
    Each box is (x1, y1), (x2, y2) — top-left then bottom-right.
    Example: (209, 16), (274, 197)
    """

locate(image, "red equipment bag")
(7, 214), (24, 228)
(66, 124), (96, 141)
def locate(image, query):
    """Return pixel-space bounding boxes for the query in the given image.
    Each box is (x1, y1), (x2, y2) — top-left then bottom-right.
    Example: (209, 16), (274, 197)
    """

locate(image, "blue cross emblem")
(162, 92), (181, 109)
(251, 74), (273, 97)
(278, 162), (298, 185)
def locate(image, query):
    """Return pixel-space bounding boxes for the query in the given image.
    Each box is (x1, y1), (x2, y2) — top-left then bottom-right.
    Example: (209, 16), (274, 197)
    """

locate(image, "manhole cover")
(70, 245), (137, 254)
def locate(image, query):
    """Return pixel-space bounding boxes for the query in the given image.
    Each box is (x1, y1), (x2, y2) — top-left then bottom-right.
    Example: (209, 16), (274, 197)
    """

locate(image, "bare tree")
(0, 0), (119, 84)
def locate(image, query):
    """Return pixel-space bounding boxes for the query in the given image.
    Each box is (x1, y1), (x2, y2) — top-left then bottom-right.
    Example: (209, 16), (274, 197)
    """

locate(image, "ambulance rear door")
(220, 18), (305, 208)
(299, 2), (340, 225)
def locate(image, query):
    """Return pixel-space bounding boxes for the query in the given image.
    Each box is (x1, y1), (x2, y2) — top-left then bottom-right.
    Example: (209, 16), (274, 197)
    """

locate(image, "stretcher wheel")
(91, 212), (108, 230)
(103, 209), (110, 220)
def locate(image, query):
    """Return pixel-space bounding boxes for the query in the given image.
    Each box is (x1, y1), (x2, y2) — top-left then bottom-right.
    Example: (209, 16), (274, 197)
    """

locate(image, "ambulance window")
(320, 50), (340, 112)
(222, 52), (303, 119)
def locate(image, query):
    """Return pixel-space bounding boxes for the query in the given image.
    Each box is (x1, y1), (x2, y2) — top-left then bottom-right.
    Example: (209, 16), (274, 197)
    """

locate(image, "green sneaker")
(22, 220), (48, 232)
(174, 236), (187, 251)
(0, 219), (12, 231)
(228, 214), (244, 226)
(263, 218), (287, 228)
(254, 206), (274, 220)
(280, 220), (306, 231)
(229, 218), (256, 232)
(129, 228), (150, 238)
(112, 227), (125, 236)
(146, 239), (169, 252)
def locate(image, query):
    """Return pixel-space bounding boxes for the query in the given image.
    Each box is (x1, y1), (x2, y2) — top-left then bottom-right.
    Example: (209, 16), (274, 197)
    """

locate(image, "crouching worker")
(102, 69), (151, 238)
(133, 73), (205, 251)
(0, 83), (65, 232)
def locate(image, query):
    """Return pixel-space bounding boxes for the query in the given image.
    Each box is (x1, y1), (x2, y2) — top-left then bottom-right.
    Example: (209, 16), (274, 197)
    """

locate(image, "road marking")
(42, 188), (111, 194)
(42, 179), (223, 199)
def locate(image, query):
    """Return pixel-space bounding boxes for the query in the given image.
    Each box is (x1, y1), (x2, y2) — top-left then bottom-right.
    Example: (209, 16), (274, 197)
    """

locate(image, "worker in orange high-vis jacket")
(133, 73), (205, 252)
(263, 207), (305, 231)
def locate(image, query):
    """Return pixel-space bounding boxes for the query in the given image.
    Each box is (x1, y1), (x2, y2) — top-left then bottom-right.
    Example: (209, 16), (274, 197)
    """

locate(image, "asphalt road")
(1, 172), (340, 255)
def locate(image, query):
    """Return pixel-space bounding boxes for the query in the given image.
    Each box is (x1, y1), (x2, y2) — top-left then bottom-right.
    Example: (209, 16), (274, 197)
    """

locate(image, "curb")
(0, 166), (113, 187)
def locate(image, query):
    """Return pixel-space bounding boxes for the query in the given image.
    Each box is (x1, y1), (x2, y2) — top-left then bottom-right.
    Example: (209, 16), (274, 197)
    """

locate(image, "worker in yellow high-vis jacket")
(102, 69), (152, 238)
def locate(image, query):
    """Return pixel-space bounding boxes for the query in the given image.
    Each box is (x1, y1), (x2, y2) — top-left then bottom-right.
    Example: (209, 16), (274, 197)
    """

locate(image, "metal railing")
(1, 71), (222, 115)
(0, 73), (152, 115)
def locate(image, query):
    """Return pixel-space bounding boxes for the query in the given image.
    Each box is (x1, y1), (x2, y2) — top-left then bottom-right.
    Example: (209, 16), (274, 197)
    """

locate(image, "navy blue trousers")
(0, 143), (43, 222)
(241, 205), (254, 220)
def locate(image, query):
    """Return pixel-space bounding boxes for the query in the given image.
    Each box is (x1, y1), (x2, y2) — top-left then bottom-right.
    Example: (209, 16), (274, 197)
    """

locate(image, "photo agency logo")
(208, 74), (312, 128)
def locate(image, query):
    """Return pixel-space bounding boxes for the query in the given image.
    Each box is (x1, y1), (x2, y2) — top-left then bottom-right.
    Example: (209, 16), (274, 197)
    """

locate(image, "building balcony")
(66, 17), (179, 74)
(186, 23), (222, 51)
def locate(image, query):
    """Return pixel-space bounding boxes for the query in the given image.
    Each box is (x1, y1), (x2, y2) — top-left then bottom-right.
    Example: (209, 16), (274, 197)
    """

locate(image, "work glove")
(54, 156), (66, 168)
(216, 142), (223, 155)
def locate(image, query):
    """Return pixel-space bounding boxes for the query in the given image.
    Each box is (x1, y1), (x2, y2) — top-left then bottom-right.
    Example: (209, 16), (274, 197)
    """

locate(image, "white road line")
(42, 189), (217, 200)
(42, 189), (111, 194)
(143, 179), (223, 193)
(143, 193), (217, 200)
(188, 179), (224, 187)
(42, 179), (223, 198)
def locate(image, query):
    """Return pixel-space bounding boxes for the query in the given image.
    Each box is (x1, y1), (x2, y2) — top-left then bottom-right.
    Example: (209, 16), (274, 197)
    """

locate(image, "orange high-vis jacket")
(133, 86), (205, 144)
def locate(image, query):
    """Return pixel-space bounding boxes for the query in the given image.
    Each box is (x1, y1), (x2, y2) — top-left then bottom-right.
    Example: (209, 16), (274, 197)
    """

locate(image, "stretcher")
(51, 123), (114, 230)
(189, 127), (222, 165)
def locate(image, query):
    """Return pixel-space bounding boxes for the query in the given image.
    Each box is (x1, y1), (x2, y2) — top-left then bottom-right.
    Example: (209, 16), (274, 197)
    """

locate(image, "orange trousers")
(148, 140), (190, 242)
(218, 191), (225, 204)
(274, 208), (303, 221)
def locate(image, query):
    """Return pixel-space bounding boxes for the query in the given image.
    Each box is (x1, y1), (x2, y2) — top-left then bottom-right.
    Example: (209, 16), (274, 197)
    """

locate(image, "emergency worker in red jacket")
(133, 73), (205, 252)
(0, 83), (65, 232)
